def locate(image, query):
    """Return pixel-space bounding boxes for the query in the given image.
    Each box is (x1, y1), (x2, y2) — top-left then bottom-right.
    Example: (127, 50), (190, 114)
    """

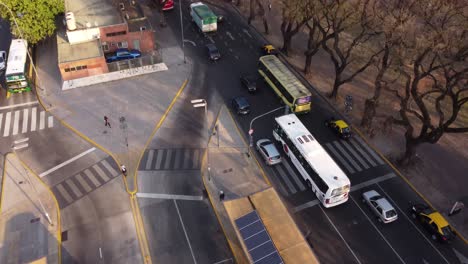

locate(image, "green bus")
(5, 39), (31, 93)
(258, 55), (312, 113)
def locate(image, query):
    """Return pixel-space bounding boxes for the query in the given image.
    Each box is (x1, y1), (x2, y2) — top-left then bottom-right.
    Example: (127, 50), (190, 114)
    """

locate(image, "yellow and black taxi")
(261, 44), (279, 55)
(410, 204), (456, 243)
(325, 118), (352, 139)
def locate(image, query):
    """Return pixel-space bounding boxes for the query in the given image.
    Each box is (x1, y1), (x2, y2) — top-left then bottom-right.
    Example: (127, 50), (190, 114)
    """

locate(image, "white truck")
(190, 2), (217, 33)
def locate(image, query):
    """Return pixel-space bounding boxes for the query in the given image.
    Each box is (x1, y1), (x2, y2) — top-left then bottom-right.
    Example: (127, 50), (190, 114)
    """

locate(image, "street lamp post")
(0, 1), (45, 95)
(191, 99), (210, 180)
(249, 106), (288, 148)
(179, 0), (186, 63)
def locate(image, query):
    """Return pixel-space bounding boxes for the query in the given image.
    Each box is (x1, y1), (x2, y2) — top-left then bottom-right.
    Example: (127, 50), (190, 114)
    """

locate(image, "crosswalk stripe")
(84, 169), (101, 187)
(192, 149), (200, 169)
(31, 107), (37, 131)
(65, 178), (83, 198)
(341, 140), (370, 169)
(182, 149), (191, 169)
(93, 164), (110, 182)
(3, 112), (11, 137)
(75, 173), (93, 192)
(265, 166), (291, 196)
(325, 143), (356, 174)
(163, 149), (173, 169)
(0, 113), (3, 132)
(48, 116), (53, 128)
(333, 141), (362, 172)
(275, 164), (297, 194)
(155, 149), (164, 170)
(12, 110), (20, 135)
(354, 137), (385, 165)
(39, 111), (45, 130)
(282, 161), (306, 191)
(56, 184), (73, 203)
(173, 149), (182, 169)
(101, 159), (119, 177)
(145, 149), (155, 170)
(22, 109), (29, 133)
(349, 138), (377, 167)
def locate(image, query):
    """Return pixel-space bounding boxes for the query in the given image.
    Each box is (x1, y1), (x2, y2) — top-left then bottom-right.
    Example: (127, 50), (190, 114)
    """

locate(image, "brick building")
(57, 0), (155, 81)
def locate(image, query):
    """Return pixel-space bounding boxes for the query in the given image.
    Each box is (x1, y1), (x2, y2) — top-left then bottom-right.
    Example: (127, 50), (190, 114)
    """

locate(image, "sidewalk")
(0, 153), (60, 264)
(232, 1), (468, 240)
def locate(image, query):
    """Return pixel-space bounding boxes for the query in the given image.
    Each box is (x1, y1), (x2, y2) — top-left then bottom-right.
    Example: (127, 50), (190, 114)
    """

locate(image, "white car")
(0, 51), (6, 71)
(256, 139), (282, 165)
(362, 190), (398, 223)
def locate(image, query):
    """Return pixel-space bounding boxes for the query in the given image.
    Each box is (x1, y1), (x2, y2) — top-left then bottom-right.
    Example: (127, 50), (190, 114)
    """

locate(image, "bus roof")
(275, 114), (350, 188)
(190, 2), (216, 19)
(259, 55), (311, 98)
(5, 39), (28, 77)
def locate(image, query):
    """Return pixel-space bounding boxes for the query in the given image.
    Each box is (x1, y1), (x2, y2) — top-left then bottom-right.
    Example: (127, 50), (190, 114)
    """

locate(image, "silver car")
(256, 139), (282, 165)
(0, 51), (6, 71)
(362, 190), (398, 223)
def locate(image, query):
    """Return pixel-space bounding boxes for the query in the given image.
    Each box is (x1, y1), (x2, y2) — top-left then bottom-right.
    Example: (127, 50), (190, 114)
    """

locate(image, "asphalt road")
(163, 1), (468, 263)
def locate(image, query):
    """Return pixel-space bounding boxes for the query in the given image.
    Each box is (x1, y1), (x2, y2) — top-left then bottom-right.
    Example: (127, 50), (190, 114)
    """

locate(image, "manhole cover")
(30, 217), (40, 223)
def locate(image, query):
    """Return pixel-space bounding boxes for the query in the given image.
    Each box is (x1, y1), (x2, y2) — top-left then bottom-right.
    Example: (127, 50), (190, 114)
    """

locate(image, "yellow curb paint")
(14, 153), (62, 263)
(133, 79), (189, 195)
(130, 195), (153, 264)
(225, 108), (271, 186)
(353, 127), (468, 245)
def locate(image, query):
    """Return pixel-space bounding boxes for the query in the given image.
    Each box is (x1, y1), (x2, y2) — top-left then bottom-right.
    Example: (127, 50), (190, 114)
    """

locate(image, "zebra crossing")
(52, 157), (120, 208)
(0, 107), (54, 137)
(139, 148), (204, 171)
(267, 136), (385, 197)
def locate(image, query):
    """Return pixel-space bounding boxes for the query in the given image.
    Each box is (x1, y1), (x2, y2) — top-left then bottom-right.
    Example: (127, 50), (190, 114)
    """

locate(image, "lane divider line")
(39, 147), (96, 178)
(136, 193), (204, 201)
(0, 101), (39, 110)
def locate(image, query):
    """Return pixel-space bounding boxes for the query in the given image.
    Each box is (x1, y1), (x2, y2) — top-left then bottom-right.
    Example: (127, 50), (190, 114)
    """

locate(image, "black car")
(240, 75), (258, 92)
(410, 203), (456, 243)
(231, 96), (250, 115)
(206, 43), (221, 61)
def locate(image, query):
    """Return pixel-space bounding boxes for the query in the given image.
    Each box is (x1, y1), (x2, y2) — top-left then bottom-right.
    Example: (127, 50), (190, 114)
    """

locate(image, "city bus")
(5, 39), (31, 93)
(258, 55), (312, 114)
(273, 114), (350, 207)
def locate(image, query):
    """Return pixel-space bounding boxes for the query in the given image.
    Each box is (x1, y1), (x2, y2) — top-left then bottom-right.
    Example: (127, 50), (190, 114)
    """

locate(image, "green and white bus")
(5, 39), (31, 93)
(258, 55), (312, 113)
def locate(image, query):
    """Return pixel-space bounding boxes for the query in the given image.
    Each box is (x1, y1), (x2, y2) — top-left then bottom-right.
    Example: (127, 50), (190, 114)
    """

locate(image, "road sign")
(248, 129), (254, 135)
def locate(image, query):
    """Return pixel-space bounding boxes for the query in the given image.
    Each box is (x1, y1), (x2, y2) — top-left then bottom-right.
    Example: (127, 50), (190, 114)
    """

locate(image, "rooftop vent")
(65, 12), (77, 31)
(119, 3), (125, 10)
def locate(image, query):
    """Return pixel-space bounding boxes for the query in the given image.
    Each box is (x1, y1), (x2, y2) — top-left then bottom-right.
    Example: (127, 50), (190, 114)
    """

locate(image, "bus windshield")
(296, 96), (311, 105)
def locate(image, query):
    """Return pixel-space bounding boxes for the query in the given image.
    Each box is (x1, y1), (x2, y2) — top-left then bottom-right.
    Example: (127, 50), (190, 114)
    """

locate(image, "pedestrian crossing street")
(52, 157), (120, 208)
(139, 148), (204, 171)
(267, 136), (385, 197)
(0, 107), (54, 137)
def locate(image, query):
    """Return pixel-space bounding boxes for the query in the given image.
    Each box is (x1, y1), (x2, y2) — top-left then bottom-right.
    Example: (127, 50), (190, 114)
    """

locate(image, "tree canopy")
(0, 0), (64, 45)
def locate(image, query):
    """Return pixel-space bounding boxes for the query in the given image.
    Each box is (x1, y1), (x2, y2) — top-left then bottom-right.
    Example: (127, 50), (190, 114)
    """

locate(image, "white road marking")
(39, 147), (97, 177)
(242, 28), (252, 38)
(226, 31), (235, 40)
(212, 258), (234, 264)
(12, 110), (20, 135)
(76, 173), (92, 192)
(13, 143), (28, 150)
(325, 143), (355, 174)
(93, 164), (110, 182)
(101, 159), (119, 176)
(0, 101), (38, 110)
(3, 111), (11, 137)
(48, 116), (53, 128)
(282, 160), (306, 191)
(39, 111), (45, 130)
(376, 184), (450, 264)
(137, 193), (203, 201)
(14, 138), (29, 144)
(22, 109), (29, 133)
(350, 196), (406, 263)
(56, 184), (73, 203)
(274, 165), (296, 194)
(453, 248), (468, 264)
(349, 138), (377, 167)
(293, 200), (320, 213)
(174, 200), (198, 264)
(31, 107), (37, 131)
(0, 113), (3, 132)
(65, 178), (83, 197)
(155, 149), (164, 169)
(84, 169), (101, 187)
(206, 35), (215, 43)
(182, 149), (191, 169)
(145, 149), (155, 170)
(164, 149), (173, 169)
(191, 149), (199, 169)
(333, 141), (362, 171)
(319, 206), (362, 264)
(354, 136), (385, 165)
(341, 140), (370, 169)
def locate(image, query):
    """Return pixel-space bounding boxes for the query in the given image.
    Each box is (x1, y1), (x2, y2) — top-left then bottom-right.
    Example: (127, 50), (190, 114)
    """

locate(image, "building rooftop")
(65, 0), (123, 30)
(57, 28), (103, 63)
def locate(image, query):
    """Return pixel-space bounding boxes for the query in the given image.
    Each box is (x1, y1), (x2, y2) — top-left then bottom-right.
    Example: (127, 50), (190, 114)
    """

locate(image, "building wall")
(59, 57), (108, 81)
(99, 24), (154, 53)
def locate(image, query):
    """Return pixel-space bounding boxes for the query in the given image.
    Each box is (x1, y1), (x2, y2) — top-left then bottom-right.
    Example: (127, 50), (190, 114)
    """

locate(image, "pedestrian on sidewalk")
(219, 190), (225, 201)
(104, 116), (111, 128)
(268, 2), (272, 11)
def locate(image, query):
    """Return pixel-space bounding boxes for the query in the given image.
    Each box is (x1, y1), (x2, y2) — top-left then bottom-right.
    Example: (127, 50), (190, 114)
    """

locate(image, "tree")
(387, 0), (468, 164)
(320, 0), (383, 99)
(279, 0), (312, 55)
(247, 0), (269, 34)
(0, 0), (64, 45)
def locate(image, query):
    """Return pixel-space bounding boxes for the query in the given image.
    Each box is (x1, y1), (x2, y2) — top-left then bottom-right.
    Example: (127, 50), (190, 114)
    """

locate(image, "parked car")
(410, 203), (455, 243)
(256, 139), (282, 165)
(261, 44), (279, 55)
(240, 75), (257, 92)
(362, 190), (398, 223)
(231, 96), (250, 115)
(217, 15), (225, 23)
(325, 118), (351, 139)
(106, 48), (141, 63)
(206, 43), (221, 61)
(0, 50), (6, 71)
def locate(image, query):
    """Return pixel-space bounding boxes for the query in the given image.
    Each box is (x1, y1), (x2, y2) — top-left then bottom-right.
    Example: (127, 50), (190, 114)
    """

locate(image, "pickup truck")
(106, 48), (141, 63)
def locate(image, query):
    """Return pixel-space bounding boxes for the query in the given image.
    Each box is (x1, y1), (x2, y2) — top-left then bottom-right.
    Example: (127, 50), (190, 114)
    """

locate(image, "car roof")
(335, 120), (349, 128)
(263, 143), (280, 156)
(428, 212), (449, 227)
(234, 96), (249, 106)
(207, 44), (217, 50)
(375, 198), (394, 211)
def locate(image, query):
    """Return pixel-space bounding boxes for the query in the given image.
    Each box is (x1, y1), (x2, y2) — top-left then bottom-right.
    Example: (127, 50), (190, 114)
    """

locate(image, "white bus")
(5, 39), (31, 93)
(273, 114), (350, 207)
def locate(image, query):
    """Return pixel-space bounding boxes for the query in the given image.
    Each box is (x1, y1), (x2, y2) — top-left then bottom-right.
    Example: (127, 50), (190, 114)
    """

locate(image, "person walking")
(104, 116), (111, 128)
